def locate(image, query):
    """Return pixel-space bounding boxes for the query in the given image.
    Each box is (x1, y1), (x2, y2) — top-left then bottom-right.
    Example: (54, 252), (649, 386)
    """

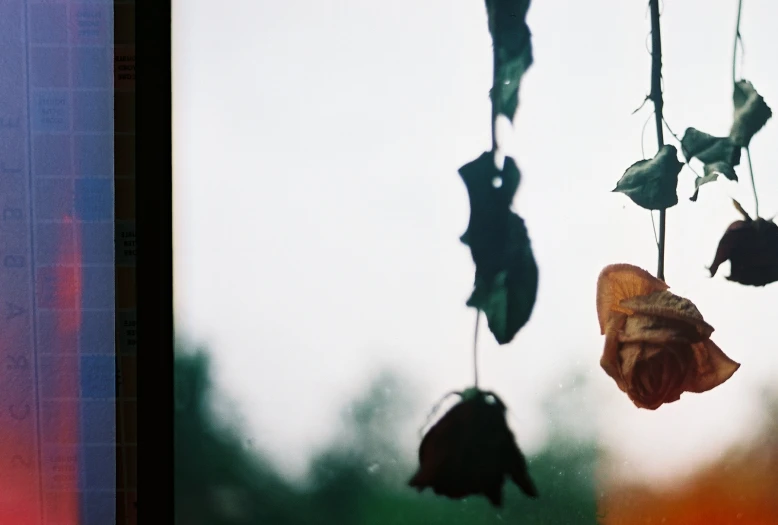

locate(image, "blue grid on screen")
(26, 1), (116, 525)
(0, 1), (41, 523)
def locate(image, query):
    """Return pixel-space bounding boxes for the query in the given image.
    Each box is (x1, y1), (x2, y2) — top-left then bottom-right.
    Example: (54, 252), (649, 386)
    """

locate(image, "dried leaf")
(730, 80), (773, 147)
(465, 214), (538, 345)
(485, 0), (533, 121)
(613, 145), (684, 210)
(459, 152), (537, 344)
(689, 161), (739, 202)
(680, 127), (741, 166)
(459, 152), (520, 251)
(703, 161), (737, 181)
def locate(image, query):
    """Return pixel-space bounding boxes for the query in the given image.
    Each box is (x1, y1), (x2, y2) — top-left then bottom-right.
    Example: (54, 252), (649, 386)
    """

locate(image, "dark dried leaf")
(459, 153), (537, 345)
(613, 145), (684, 210)
(466, 214), (538, 345)
(730, 80), (773, 147)
(680, 127), (741, 166)
(689, 161), (738, 202)
(459, 152), (520, 251)
(485, 0), (533, 121)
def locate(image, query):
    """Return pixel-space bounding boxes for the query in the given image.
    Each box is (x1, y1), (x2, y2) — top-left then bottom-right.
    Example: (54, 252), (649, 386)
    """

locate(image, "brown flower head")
(408, 388), (538, 507)
(596, 264), (740, 410)
(709, 200), (778, 286)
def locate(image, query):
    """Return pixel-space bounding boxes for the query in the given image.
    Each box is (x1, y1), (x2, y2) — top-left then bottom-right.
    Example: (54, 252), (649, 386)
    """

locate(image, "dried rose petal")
(596, 264), (740, 410)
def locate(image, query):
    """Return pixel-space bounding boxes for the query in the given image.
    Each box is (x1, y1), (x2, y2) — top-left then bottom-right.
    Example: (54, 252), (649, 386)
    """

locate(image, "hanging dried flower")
(408, 388), (538, 507)
(596, 264), (740, 410)
(709, 200), (778, 286)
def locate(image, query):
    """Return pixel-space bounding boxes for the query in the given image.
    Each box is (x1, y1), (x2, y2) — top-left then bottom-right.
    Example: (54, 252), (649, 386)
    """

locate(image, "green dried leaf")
(730, 80), (772, 147)
(485, 0), (533, 121)
(459, 152), (537, 345)
(613, 145), (684, 210)
(466, 214), (538, 345)
(459, 152), (520, 249)
(680, 127), (741, 166)
(689, 161), (739, 202)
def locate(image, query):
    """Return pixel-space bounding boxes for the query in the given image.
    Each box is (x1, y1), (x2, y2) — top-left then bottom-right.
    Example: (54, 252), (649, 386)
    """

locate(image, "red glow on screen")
(0, 217), (84, 524)
(43, 216), (82, 524)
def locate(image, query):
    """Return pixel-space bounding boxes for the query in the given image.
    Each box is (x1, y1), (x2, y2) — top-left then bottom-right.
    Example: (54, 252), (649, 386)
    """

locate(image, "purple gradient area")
(0, 1), (116, 523)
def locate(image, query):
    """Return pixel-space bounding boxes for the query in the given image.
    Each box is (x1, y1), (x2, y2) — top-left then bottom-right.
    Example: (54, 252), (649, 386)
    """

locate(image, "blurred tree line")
(174, 342), (601, 525)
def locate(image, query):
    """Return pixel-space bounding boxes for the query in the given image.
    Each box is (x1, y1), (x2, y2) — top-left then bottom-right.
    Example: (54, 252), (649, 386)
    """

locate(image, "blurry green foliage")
(174, 342), (600, 524)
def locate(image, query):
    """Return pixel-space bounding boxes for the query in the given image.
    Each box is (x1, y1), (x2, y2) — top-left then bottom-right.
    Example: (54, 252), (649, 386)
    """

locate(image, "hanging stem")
(649, 0), (667, 281)
(732, 0), (759, 217)
(491, 52), (498, 152)
(746, 147), (759, 217)
(473, 310), (481, 388)
(732, 0), (742, 85)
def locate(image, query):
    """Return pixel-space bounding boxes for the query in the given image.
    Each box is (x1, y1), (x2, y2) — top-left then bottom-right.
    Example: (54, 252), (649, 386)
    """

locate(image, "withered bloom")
(597, 264), (740, 410)
(709, 201), (778, 286)
(408, 388), (538, 507)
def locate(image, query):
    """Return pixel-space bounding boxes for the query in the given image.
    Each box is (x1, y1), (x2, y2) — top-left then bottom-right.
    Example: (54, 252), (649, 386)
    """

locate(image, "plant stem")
(733, 0), (742, 85)
(492, 52), (498, 152)
(746, 147), (759, 217)
(649, 0), (667, 281)
(732, 0), (759, 217)
(473, 310), (480, 388)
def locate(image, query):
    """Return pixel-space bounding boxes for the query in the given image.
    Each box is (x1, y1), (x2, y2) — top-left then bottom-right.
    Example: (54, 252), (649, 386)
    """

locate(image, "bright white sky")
(172, 0), (778, 486)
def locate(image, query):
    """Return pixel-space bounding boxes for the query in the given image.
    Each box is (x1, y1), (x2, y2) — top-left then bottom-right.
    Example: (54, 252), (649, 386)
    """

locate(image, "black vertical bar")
(135, 0), (173, 523)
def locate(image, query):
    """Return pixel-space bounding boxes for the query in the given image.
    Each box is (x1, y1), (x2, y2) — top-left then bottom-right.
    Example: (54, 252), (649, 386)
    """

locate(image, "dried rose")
(709, 200), (778, 287)
(408, 388), (537, 507)
(596, 264), (740, 410)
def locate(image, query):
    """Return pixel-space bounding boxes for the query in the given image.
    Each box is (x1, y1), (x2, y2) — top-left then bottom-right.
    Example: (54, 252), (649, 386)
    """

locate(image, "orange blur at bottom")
(0, 216), (85, 524)
(598, 415), (778, 525)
